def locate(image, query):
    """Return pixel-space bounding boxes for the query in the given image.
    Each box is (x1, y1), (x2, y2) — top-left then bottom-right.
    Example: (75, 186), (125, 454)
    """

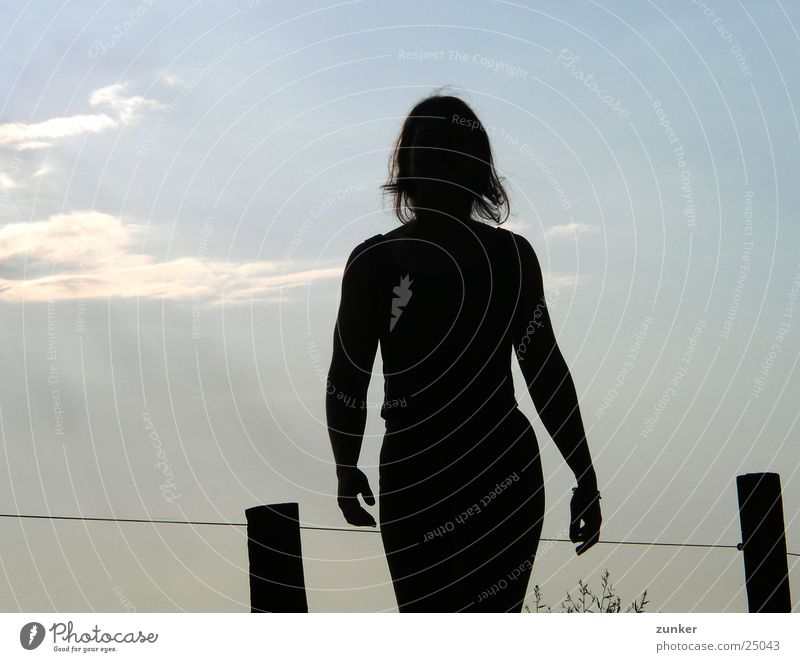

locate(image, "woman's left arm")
(326, 239), (380, 526)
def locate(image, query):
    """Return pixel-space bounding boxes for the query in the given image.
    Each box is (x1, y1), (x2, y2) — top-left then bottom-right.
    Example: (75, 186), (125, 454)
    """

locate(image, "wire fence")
(2, 511), (798, 557)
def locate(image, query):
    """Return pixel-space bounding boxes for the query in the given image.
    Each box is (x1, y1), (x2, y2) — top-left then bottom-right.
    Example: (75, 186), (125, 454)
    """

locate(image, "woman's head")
(383, 94), (509, 224)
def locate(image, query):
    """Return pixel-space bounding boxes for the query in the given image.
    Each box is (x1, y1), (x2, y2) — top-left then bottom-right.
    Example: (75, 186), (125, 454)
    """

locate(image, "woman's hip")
(378, 408), (543, 525)
(379, 407), (540, 479)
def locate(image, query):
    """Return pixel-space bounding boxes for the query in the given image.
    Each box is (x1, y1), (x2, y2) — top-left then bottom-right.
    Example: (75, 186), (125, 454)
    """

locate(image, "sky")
(1, 0), (799, 612)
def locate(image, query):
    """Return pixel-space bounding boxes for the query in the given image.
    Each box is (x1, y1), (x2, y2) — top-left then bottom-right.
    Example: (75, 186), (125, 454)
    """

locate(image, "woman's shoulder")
(351, 222), (537, 263)
(341, 235), (385, 283)
(347, 232), (385, 258)
(475, 223), (535, 260)
(356, 225), (413, 254)
(493, 224), (535, 253)
(489, 222), (527, 242)
(484, 225), (543, 284)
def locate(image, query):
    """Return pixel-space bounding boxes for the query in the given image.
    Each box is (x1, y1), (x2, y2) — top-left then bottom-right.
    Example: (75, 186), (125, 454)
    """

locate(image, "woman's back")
(364, 218), (526, 429)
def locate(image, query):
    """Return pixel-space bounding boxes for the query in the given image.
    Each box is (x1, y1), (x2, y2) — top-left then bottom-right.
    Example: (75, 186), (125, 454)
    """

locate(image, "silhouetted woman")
(327, 94), (601, 612)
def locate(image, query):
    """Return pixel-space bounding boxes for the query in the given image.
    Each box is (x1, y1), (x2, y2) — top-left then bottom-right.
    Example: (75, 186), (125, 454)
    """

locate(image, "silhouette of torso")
(368, 218), (521, 428)
(350, 218), (546, 612)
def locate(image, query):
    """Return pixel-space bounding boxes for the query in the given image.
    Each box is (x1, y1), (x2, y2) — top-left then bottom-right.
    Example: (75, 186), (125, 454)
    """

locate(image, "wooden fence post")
(246, 502), (308, 613)
(736, 472), (791, 612)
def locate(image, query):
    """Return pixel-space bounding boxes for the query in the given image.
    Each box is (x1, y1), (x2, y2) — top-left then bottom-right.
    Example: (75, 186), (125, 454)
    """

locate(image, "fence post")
(736, 472), (791, 612)
(245, 502), (309, 613)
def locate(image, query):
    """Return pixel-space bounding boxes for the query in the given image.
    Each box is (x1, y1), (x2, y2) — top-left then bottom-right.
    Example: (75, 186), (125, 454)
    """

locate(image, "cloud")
(160, 72), (185, 88)
(544, 222), (599, 238)
(500, 220), (532, 233)
(544, 273), (590, 288)
(0, 211), (342, 304)
(0, 211), (139, 265)
(89, 83), (164, 125)
(0, 172), (17, 188)
(0, 114), (117, 148)
(16, 141), (53, 151)
(0, 82), (162, 149)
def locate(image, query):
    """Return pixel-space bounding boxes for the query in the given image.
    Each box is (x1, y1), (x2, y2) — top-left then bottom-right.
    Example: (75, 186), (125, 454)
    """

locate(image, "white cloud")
(0, 172), (17, 188)
(16, 141), (53, 151)
(544, 273), (590, 288)
(500, 220), (532, 233)
(0, 114), (117, 147)
(89, 83), (164, 125)
(160, 72), (185, 88)
(0, 211), (342, 304)
(544, 222), (599, 238)
(0, 82), (163, 149)
(0, 211), (139, 265)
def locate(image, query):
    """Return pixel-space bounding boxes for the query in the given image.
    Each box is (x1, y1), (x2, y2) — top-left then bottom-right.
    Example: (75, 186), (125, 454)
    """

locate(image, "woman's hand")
(336, 467), (377, 527)
(569, 484), (601, 555)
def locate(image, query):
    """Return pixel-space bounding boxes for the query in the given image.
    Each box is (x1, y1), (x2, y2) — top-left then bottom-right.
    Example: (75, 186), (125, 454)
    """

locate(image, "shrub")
(524, 568), (649, 613)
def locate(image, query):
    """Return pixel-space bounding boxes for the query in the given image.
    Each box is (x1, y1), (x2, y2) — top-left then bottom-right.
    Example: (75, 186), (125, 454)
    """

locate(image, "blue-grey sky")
(1, 0), (799, 612)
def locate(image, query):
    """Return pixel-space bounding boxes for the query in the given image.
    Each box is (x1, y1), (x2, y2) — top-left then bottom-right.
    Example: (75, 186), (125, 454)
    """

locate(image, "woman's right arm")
(509, 233), (601, 554)
(513, 235), (597, 490)
(509, 233), (598, 491)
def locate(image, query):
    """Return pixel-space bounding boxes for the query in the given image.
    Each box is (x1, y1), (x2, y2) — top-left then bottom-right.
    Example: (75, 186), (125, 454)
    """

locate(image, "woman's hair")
(383, 93), (509, 224)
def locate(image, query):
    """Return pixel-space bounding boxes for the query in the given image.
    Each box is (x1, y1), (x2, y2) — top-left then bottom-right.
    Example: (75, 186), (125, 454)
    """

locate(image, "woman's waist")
(378, 407), (540, 490)
(380, 377), (518, 426)
(380, 404), (535, 459)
